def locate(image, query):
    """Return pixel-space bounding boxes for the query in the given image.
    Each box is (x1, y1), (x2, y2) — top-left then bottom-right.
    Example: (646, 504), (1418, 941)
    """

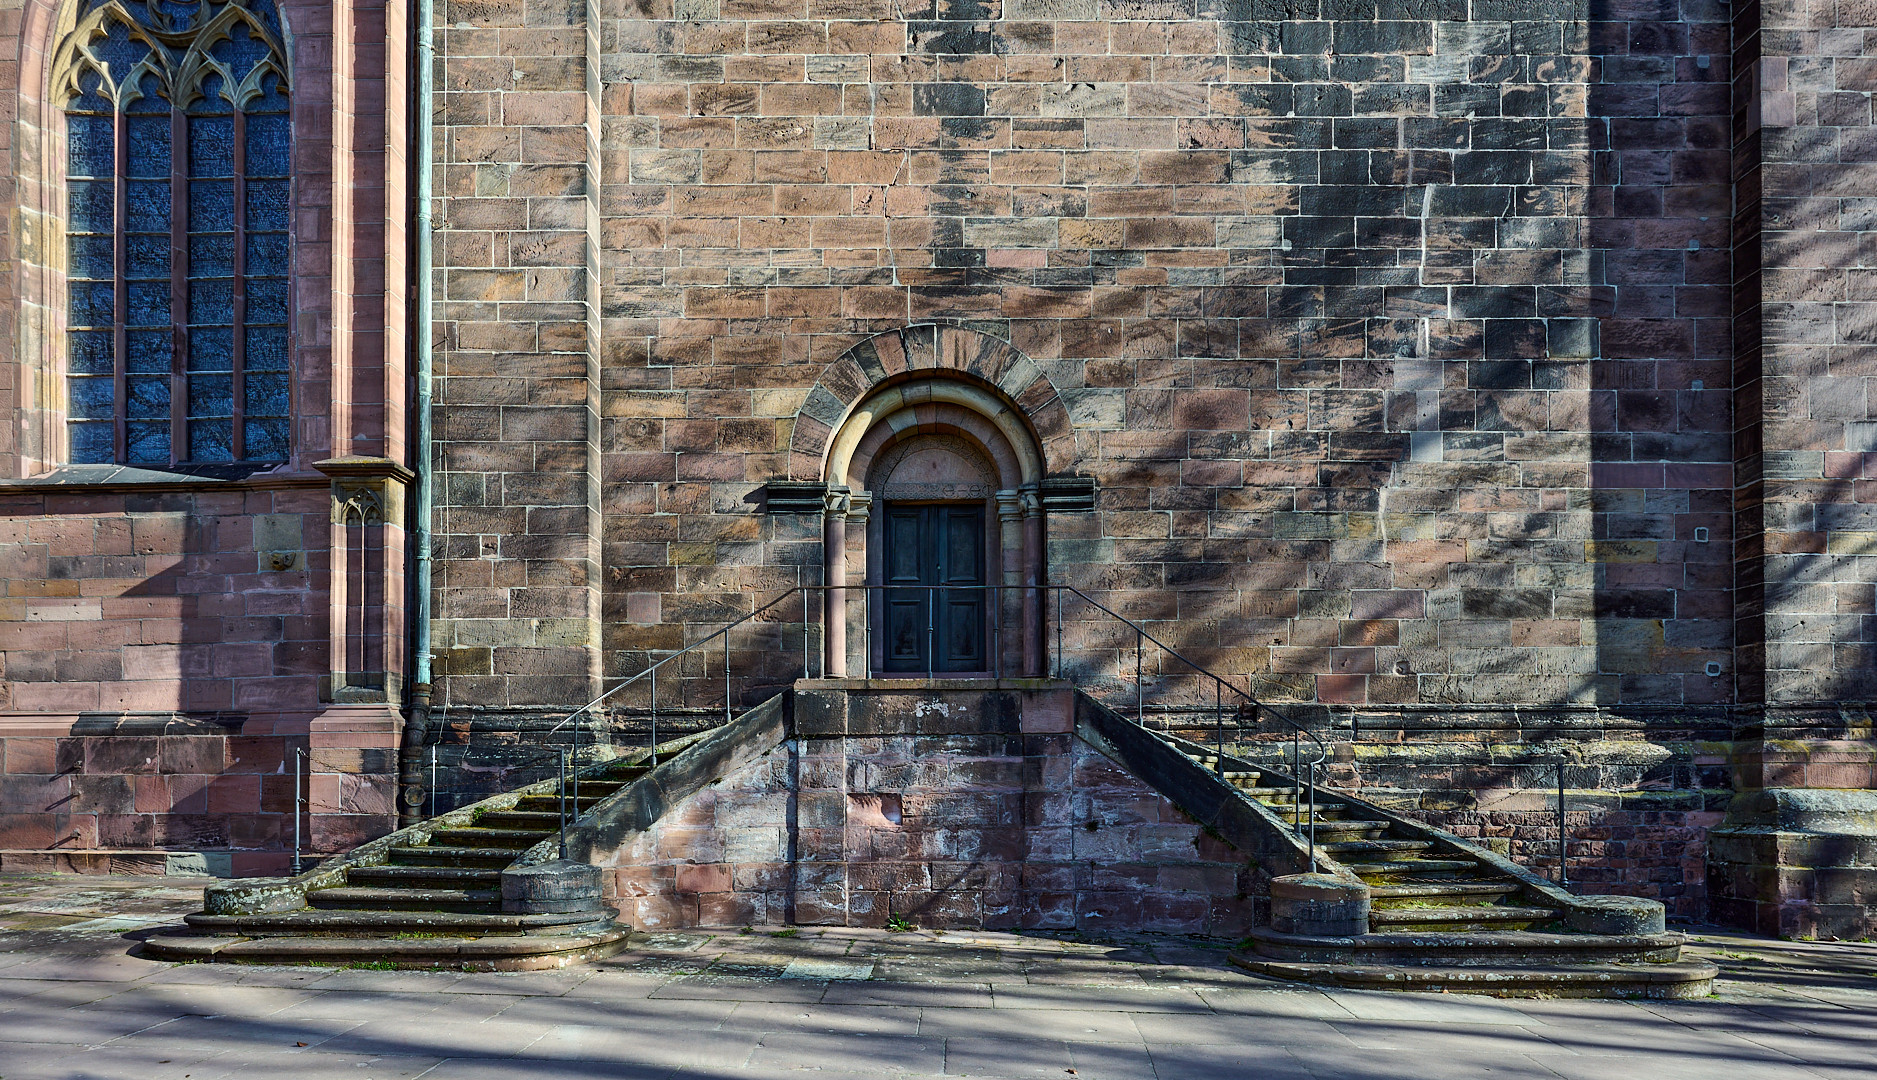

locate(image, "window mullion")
(232, 107), (247, 462)
(169, 103), (187, 466)
(112, 108), (128, 464)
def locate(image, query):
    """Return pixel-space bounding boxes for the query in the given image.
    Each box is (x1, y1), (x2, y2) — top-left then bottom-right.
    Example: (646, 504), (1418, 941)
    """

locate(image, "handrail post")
(1558, 760), (1568, 887)
(292, 746), (303, 874)
(992, 584), (1000, 680)
(1215, 682), (1223, 777)
(724, 632), (732, 725)
(428, 744), (437, 820)
(1292, 727), (1300, 828)
(1308, 757), (1317, 871)
(557, 748), (569, 861)
(1054, 587), (1063, 679)
(1136, 628), (1144, 727)
(650, 664), (658, 767)
(572, 717), (580, 828)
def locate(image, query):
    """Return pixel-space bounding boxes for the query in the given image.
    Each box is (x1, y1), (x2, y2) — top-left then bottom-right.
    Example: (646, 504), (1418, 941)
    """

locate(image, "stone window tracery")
(53, 0), (291, 466)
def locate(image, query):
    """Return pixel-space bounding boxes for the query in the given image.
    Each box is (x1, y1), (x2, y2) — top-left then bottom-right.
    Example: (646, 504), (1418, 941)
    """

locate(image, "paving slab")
(0, 876), (1872, 1080)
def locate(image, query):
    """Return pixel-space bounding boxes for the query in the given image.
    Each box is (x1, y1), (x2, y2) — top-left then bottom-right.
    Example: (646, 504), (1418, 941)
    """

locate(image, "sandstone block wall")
(608, 686), (1256, 932)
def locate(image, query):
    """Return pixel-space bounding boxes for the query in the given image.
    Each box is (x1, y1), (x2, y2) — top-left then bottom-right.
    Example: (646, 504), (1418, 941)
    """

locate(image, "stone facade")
(0, 0), (1868, 936)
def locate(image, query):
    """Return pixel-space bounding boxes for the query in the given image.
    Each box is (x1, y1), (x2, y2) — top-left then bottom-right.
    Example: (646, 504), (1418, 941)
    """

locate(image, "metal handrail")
(523, 580), (1331, 868)
(1048, 584), (1329, 869)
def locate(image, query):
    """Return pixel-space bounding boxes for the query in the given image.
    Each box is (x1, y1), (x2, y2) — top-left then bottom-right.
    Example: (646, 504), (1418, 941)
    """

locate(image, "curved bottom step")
(1231, 953), (1719, 999)
(1247, 926), (1685, 966)
(183, 908), (618, 938)
(141, 926), (632, 972)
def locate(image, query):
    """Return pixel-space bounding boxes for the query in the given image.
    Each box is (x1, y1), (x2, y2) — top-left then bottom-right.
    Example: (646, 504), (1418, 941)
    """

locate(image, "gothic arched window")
(54, 0), (291, 466)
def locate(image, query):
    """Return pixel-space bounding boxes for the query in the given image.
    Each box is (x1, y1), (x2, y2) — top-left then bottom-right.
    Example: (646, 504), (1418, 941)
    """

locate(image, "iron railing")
(500, 582), (1331, 867)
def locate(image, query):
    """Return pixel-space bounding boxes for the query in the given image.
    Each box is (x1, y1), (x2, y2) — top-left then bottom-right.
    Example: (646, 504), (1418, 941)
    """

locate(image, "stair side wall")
(599, 685), (1256, 934)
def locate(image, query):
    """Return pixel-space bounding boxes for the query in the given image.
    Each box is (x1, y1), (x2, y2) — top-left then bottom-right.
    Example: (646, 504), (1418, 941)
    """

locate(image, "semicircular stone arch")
(787, 324), (1077, 482)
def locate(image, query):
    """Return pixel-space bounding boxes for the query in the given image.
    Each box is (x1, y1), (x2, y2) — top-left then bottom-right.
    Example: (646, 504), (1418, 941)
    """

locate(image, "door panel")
(880, 503), (986, 673)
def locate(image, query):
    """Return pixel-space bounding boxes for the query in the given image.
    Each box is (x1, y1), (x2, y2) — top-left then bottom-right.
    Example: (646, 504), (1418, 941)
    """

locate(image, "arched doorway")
(819, 375), (1045, 679)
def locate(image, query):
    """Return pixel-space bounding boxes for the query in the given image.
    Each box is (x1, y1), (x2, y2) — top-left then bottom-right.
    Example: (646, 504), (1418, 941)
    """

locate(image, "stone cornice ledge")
(0, 463), (327, 495)
(312, 456), (417, 485)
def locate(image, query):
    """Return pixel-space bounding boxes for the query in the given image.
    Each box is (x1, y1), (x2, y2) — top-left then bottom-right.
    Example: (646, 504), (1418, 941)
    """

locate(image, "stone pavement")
(0, 875), (1873, 1079)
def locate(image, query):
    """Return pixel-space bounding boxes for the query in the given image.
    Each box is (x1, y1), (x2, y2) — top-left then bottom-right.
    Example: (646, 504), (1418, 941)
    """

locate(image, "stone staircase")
(143, 757), (652, 970)
(1185, 746), (1719, 998)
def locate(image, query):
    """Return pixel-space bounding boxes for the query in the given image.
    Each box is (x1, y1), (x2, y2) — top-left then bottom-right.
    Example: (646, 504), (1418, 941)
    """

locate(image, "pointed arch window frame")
(50, 0), (293, 467)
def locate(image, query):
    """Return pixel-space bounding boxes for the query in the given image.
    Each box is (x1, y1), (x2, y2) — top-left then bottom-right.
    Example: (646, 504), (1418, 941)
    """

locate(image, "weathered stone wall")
(0, 0), (412, 873)
(607, 685), (1258, 933)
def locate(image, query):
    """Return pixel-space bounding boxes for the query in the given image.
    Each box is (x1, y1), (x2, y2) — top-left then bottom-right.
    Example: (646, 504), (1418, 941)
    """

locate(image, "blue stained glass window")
(189, 234), (233, 276)
(189, 418), (232, 461)
(124, 72), (168, 115)
(70, 376), (114, 420)
(125, 116), (171, 177)
(188, 374), (232, 415)
(187, 180), (231, 231)
(244, 370), (287, 416)
(127, 280), (170, 325)
(127, 375), (169, 419)
(245, 114), (289, 175)
(68, 181), (113, 232)
(214, 24), (273, 85)
(127, 330), (170, 373)
(127, 422), (170, 463)
(69, 281), (114, 325)
(72, 235), (114, 277)
(244, 326), (287, 371)
(65, 0), (291, 464)
(68, 114), (114, 176)
(196, 74), (227, 110)
(188, 278), (232, 324)
(127, 234), (168, 278)
(243, 418), (288, 460)
(70, 419), (114, 464)
(187, 326), (232, 372)
(244, 180), (288, 230)
(94, 22), (151, 81)
(245, 232), (286, 276)
(186, 116), (233, 175)
(70, 331), (114, 374)
(246, 279), (287, 323)
(245, 179), (289, 230)
(126, 180), (171, 231)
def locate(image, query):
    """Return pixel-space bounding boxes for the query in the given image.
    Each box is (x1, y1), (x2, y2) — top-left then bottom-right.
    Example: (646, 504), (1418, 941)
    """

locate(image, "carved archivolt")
(52, 0), (290, 109)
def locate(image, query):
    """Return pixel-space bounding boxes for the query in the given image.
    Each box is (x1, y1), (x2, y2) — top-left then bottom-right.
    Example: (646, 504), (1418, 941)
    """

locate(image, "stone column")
(1022, 487), (1043, 677)
(996, 491), (1023, 678)
(823, 488), (849, 678)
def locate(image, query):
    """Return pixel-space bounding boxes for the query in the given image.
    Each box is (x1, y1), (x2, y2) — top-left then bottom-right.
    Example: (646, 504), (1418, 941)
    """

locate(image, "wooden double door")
(880, 503), (987, 673)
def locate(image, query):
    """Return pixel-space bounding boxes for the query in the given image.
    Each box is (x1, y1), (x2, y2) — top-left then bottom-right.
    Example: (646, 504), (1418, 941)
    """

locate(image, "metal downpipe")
(399, 0), (437, 827)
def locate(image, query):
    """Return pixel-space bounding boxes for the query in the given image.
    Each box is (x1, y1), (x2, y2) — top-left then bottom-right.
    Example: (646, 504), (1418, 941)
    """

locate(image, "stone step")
(1347, 859), (1481, 878)
(1369, 905), (1563, 932)
(1228, 956), (1720, 999)
(1320, 838), (1433, 860)
(141, 928), (632, 972)
(1369, 881), (1522, 907)
(307, 887), (501, 913)
(346, 865), (501, 890)
(512, 795), (611, 813)
(387, 846), (517, 869)
(1301, 819), (1391, 840)
(429, 827), (553, 849)
(474, 810), (565, 831)
(1242, 927), (1687, 967)
(182, 908), (615, 939)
